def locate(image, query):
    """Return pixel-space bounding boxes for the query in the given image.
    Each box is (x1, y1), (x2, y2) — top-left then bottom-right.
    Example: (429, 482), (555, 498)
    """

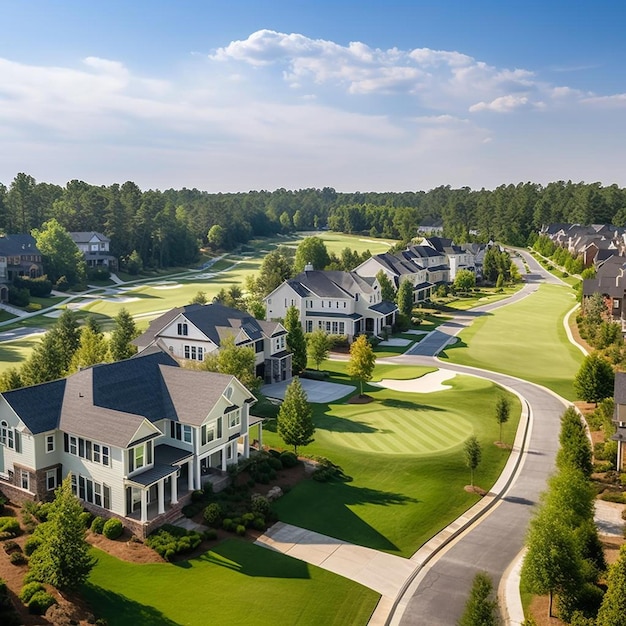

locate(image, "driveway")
(261, 377), (355, 403)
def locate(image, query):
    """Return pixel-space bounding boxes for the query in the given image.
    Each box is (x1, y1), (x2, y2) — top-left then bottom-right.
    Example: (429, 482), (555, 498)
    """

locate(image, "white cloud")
(469, 95), (532, 113)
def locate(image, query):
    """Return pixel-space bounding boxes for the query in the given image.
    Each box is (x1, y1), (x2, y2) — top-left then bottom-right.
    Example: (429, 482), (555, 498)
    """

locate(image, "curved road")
(388, 249), (574, 625)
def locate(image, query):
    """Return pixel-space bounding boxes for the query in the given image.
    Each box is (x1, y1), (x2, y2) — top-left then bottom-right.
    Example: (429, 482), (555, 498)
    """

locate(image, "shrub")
(280, 451), (299, 468)
(191, 490), (205, 503)
(9, 552), (27, 565)
(3, 540), (20, 554)
(250, 494), (270, 516)
(222, 518), (234, 532)
(241, 513), (255, 527)
(252, 517), (266, 531)
(0, 517), (20, 537)
(14, 275), (53, 298)
(182, 502), (204, 518)
(203, 503), (223, 527)
(0, 492), (7, 514)
(20, 582), (46, 604)
(204, 529), (218, 541)
(102, 518), (123, 540)
(268, 457), (283, 471)
(598, 491), (626, 504)
(27, 591), (56, 615)
(145, 525), (203, 560)
(8, 286), (30, 307)
(24, 536), (42, 556)
(79, 511), (94, 528)
(236, 525), (246, 536)
(90, 516), (105, 534)
(55, 276), (69, 292)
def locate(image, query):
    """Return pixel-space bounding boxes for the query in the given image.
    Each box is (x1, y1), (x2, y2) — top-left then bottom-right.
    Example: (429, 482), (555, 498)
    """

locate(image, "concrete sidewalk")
(255, 522), (415, 599)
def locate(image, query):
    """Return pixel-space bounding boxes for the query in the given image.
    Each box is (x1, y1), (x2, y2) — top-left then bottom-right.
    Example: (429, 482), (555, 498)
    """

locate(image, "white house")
(0, 350), (257, 537)
(353, 252), (433, 303)
(264, 269), (398, 341)
(133, 303), (292, 384)
(420, 237), (475, 281)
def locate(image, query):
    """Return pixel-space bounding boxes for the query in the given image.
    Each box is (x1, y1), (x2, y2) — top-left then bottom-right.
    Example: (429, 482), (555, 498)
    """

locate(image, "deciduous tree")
(454, 269), (476, 292)
(294, 236), (330, 272)
(596, 545), (626, 626)
(284, 306), (307, 374)
(396, 278), (414, 318)
(376, 270), (396, 302)
(201, 335), (261, 391)
(347, 334), (376, 396)
(28, 475), (95, 591)
(574, 352), (614, 405)
(495, 396), (510, 444)
(556, 407), (593, 477)
(463, 435), (482, 487)
(277, 378), (315, 454)
(306, 329), (332, 370)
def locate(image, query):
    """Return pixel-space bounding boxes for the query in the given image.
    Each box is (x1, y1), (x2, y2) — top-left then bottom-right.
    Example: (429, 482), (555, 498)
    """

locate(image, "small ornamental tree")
(458, 572), (499, 626)
(277, 378), (315, 454)
(284, 306), (307, 374)
(28, 475), (95, 591)
(454, 269), (476, 293)
(202, 335), (261, 392)
(463, 436), (482, 488)
(347, 334), (376, 396)
(495, 396), (510, 444)
(306, 329), (332, 370)
(573, 352), (614, 406)
(396, 278), (414, 318)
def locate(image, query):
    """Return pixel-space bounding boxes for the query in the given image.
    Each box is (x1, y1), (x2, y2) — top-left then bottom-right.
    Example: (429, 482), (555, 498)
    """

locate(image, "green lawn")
(432, 284), (523, 311)
(84, 541), (379, 626)
(441, 283), (582, 400)
(262, 362), (521, 557)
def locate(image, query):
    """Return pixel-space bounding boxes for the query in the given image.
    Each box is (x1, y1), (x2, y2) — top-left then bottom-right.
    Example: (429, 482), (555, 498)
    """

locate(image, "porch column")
(221, 447), (228, 471)
(258, 423), (263, 449)
(140, 489), (148, 523)
(242, 433), (249, 459)
(193, 459), (201, 492)
(171, 474), (178, 505)
(157, 479), (165, 515)
(188, 459), (195, 491)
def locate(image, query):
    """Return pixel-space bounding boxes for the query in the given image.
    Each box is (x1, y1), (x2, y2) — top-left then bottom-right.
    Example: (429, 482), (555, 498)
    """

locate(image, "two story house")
(0, 234), (44, 296)
(582, 256), (626, 331)
(133, 303), (292, 384)
(264, 269), (398, 341)
(353, 252), (433, 303)
(0, 350), (256, 537)
(69, 231), (118, 271)
(421, 237), (475, 281)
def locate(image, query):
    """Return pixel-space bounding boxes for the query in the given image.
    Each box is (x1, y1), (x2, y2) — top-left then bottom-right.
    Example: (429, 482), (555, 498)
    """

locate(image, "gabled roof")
(369, 301), (398, 315)
(69, 232), (110, 244)
(0, 234), (41, 256)
(1, 350), (254, 448)
(286, 270), (376, 299)
(134, 303), (279, 349)
(367, 253), (422, 278)
(405, 245), (443, 259)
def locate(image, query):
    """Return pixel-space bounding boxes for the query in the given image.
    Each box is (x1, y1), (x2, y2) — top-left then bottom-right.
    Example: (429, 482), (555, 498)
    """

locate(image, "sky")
(1, 0), (626, 193)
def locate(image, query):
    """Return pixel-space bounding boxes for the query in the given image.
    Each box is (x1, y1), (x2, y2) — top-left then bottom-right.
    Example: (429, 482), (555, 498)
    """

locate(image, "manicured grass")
(432, 285), (523, 311)
(84, 541), (379, 626)
(302, 231), (397, 256)
(263, 362), (521, 557)
(441, 283), (582, 400)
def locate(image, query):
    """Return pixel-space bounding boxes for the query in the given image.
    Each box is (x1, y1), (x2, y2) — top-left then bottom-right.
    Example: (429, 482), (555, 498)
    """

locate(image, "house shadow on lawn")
(197, 540), (311, 579)
(273, 480), (418, 553)
(82, 585), (180, 626)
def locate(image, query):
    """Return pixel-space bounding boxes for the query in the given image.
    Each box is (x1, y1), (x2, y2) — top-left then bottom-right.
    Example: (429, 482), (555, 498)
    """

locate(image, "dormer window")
(0, 420), (15, 449)
(225, 386), (233, 400)
(177, 323), (188, 336)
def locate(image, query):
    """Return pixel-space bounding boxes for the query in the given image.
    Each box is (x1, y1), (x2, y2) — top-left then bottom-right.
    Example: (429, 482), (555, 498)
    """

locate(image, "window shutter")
(64, 433), (69, 452)
(56, 466), (62, 485)
(170, 421), (175, 438)
(128, 449), (134, 473)
(147, 442), (153, 465)
(14, 431), (20, 453)
(86, 440), (92, 461)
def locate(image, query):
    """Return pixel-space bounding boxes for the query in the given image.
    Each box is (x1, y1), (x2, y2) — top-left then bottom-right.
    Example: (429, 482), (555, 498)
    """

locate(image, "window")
(306, 320), (313, 333)
(71, 473), (111, 509)
(135, 446), (145, 469)
(325, 321), (331, 332)
(128, 441), (152, 473)
(201, 418), (222, 446)
(21, 470), (29, 490)
(228, 409), (241, 429)
(65, 435), (108, 466)
(336, 301), (339, 308)
(46, 434), (55, 453)
(46, 470), (57, 491)
(177, 322), (188, 336)
(184, 345), (204, 361)
(255, 340), (263, 353)
(227, 445), (233, 460)
(0, 420), (14, 449)
(339, 322), (345, 334)
(614, 299), (620, 309)
(332, 321), (338, 334)
(171, 422), (193, 444)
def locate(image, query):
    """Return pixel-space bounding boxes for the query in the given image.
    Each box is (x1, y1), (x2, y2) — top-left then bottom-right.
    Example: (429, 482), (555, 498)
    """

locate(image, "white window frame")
(228, 409), (241, 429)
(46, 469), (57, 491)
(46, 434), (55, 453)
(21, 469), (29, 490)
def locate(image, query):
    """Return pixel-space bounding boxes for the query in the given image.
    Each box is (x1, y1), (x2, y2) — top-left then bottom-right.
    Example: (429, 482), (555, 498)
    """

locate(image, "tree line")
(4, 175), (626, 269)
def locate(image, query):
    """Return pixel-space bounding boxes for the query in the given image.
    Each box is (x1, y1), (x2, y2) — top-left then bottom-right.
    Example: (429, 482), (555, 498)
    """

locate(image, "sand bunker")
(372, 369), (457, 393)
(152, 283), (182, 290)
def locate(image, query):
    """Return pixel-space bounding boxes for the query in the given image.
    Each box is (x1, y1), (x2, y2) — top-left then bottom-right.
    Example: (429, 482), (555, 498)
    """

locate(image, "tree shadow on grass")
(82, 584), (181, 626)
(196, 540), (312, 579)
(274, 481), (419, 553)
(379, 398), (445, 412)
(315, 413), (379, 434)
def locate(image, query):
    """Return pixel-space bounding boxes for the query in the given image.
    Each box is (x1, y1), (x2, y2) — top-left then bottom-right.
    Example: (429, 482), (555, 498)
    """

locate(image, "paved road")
(389, 249), (572, 625)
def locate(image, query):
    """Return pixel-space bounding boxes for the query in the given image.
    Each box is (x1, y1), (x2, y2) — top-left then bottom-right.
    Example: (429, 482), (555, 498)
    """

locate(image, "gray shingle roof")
(369, 301), (398, 315)
(3, 379), (66, 434)
(0, 234), (41, 256)
(69, 232), (110, 244)
(288, 270), (376, 299)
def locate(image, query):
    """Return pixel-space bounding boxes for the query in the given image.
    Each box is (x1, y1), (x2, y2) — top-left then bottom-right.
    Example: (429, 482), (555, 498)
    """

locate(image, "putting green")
(319, 403), (472, 455)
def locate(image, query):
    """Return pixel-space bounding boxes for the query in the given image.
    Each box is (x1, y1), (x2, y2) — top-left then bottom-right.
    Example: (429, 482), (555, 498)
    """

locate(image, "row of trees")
(0, 309), (138, 392)
(5, 175), (626, 267)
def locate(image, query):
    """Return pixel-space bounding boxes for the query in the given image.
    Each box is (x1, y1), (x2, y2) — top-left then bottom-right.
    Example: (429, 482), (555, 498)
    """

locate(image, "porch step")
(171, 516), (206, 532)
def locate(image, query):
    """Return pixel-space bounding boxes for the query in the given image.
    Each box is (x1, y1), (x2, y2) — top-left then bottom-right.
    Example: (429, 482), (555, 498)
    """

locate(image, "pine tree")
(69, 326), (109, 372)
(347, 334), (376, 396)
(52, 309), (81, 373)
(109, 307), (138, 361)
(556, 407), (593, 477)
(284, 306), (307, 374)
(20, 330), (66, 385)
(0, 367), (23, 392)
(277, 378), (315, 454)
(29, 475), (96, 591)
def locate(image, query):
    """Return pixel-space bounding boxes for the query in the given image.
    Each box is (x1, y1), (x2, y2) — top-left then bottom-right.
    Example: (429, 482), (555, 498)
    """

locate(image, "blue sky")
(1, 0), (625, 192)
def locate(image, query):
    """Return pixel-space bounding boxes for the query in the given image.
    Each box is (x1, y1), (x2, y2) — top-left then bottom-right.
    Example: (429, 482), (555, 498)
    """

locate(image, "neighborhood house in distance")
(0, 350), (258, 537)
(69, 231), (118, 271)
(133, 302), (293, 384)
